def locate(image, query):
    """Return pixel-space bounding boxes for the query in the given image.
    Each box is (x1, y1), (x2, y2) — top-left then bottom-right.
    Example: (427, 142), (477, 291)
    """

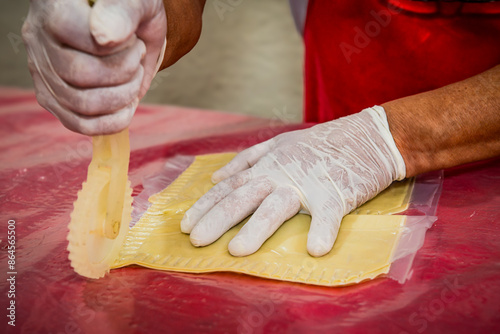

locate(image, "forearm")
(160, 0), (206, 69)
(383, 65), (500, 177)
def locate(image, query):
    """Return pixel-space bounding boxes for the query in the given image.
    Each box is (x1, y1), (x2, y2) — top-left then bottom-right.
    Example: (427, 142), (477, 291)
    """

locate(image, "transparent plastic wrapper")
(387, 170), (443, 283)
(404, 170), (444, 217)
(131, 155), (195, 227)
(123, 153), (443, 285)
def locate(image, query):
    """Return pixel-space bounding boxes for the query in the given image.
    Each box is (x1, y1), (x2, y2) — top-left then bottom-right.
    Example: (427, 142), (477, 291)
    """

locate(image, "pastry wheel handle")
(91, 128), (130, 239)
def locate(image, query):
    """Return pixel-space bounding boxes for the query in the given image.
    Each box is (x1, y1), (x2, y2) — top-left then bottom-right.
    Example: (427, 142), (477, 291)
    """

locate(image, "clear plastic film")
(385, 170), (443, 282)
(114, 153), (442, 285)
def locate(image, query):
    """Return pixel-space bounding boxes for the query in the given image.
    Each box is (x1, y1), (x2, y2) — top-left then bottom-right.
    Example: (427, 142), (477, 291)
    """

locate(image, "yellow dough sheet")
(354, 170), (414, 215)
(112, 153), (414, 286)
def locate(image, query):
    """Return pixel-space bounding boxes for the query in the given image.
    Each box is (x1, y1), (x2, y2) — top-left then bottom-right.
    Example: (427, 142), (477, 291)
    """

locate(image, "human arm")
(384, 64), (500, 177)
(181, 65), (500, 257)
(160, 0), (206, 69)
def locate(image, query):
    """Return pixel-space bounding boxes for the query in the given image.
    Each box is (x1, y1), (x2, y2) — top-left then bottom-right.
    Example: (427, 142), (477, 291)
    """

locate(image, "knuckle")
(58, 58), (91, 87)
(71, 117), (94, 136)
(21, 22), (33, 41)
(34, 90), (51, 111)
(70, 87), (135, 116)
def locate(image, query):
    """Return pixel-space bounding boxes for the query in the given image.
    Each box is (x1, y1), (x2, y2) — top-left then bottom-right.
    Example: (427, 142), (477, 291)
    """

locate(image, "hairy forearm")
(160, 0), (206, 69)
(383, 65), (500, 177)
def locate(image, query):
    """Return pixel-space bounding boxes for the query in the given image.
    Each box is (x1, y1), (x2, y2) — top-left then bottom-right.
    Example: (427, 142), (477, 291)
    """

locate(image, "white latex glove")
(22, 0), (167, 135)
(181, 106), (406, 257)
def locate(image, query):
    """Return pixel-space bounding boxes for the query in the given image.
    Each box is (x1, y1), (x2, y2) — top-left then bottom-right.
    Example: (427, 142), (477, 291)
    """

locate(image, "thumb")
(89, 0), (161, 46)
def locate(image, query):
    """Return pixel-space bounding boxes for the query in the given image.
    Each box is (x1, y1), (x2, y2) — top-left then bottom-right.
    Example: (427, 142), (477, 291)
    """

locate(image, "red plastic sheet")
(1, 87), (499, 333)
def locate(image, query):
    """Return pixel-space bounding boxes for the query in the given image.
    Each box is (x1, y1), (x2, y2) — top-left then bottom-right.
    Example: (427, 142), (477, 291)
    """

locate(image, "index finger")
(180, 170), (252, 234)
(211, 139), (274, 183)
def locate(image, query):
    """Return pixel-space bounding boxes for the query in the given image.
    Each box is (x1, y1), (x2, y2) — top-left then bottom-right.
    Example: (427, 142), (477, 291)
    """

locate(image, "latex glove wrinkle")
(181, 107), (406, 257)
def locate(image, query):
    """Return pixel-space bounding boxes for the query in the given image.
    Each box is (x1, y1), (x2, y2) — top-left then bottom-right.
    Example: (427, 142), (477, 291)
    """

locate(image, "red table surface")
(0, 87), (499, 334)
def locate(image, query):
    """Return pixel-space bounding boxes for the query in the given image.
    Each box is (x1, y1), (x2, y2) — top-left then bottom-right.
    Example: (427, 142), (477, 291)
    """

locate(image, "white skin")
(22, 0), (166, 135)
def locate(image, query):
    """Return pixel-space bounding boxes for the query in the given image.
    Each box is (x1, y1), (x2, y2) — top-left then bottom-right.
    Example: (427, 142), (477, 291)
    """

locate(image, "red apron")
(303, 0), (500, 123)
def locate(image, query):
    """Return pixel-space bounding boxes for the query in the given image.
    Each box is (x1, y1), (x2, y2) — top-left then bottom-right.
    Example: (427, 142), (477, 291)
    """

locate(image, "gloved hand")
(22, 0), (167, 135)
(181, 106), (406, 257)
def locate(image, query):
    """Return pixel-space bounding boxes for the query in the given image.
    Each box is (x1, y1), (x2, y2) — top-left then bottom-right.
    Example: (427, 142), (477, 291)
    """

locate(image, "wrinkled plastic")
(386, 170), (443, 283)
(131, 155), (194, 227)
(181, 107), (407, 257)
(1, 87), (499, 333)
(405, 170), (444, 216)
